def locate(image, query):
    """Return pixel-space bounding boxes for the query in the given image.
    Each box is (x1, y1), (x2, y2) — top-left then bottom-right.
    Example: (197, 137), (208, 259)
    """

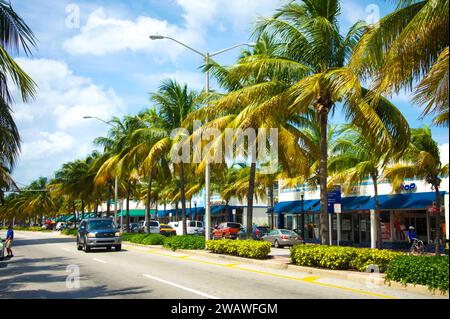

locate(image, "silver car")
(0, 236), (5, 260)
(262, 229), (304, 248)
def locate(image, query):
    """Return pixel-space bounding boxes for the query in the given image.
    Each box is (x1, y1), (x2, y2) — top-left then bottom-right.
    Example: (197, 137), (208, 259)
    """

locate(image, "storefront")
(271, 191), (447, 249)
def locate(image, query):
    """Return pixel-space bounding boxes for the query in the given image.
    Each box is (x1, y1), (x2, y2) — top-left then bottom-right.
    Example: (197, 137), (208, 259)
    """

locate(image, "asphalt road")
(0, 231), (445, 299)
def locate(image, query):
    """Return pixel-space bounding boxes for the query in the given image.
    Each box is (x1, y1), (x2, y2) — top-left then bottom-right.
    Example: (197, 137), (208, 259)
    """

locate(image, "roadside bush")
(290, 245), (402, 272)
(121, 233), (148, 244)
(386, 255), (449, 292)
(349, 248), (403, 272)
(206, 239), (271, 259)
(2, 226), (52, 232)
(62, 229), (77, 236)
(141, 234), (166, 245)
(163, 235), (205, 251)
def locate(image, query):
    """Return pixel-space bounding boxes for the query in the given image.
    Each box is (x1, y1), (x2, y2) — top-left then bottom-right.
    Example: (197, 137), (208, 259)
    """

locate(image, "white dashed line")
(93, 258), (108, 264)
(60, 247), (71, 252)
(143, 274), (219, 299)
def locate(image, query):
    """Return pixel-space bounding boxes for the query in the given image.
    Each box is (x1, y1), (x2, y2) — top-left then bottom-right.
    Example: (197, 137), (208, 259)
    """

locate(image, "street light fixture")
(149, 35), (255, 241)
(83, 115), (119, 224)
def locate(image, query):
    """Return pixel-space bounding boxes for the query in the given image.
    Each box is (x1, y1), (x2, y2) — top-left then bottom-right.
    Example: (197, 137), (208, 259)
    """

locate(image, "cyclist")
(407, 226), (417, 243)
(407, 226), (424, 254)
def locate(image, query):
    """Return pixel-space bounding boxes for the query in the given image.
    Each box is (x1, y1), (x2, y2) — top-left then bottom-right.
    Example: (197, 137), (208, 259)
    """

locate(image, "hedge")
(290, 245), (403, 272)
(206, 239), (271, 259)
(121, 233), (166, 245)
(62, 229), (78, 236)
(386, 255), (449, 292)
(163, 235), (205, 251)
(1, 226), (52, 232)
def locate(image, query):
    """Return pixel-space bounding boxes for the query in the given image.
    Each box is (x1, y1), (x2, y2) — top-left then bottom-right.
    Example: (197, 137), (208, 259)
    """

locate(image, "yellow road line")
(123, 244), (397, 299)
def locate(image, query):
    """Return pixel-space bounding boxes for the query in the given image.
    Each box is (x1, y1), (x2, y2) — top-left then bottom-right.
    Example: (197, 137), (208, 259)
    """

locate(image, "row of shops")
(270, 190), (448, 250)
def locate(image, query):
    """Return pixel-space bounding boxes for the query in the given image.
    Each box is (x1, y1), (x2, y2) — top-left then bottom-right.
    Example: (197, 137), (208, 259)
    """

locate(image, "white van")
(139, 220), (160, 234)
(168, 220), (204, 235)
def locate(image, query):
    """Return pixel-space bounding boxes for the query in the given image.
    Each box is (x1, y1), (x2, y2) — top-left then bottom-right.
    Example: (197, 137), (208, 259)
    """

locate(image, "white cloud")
(10, 58), (125, 183)
(63, 1), (283, 58)
(63, 7), (203, 60)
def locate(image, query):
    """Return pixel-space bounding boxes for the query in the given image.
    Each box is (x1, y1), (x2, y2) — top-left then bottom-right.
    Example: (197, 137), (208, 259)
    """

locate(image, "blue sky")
(9, 0), (449, 185)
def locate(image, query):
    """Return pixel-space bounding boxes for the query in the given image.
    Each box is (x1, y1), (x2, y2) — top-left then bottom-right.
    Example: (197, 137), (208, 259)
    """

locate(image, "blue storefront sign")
(328, 185), (342, 214)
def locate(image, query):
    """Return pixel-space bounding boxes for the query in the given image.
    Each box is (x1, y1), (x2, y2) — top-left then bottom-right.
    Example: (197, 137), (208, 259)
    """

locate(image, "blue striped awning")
(358, 192), (446, 210)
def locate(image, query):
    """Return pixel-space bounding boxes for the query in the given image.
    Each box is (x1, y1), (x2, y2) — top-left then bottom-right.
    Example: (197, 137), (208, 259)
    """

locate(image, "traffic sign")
(328, 185), (342, 214)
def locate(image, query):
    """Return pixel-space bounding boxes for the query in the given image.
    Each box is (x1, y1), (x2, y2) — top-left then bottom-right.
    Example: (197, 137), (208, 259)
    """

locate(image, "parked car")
(56, 222), (67, 231)
(77, 218), (122, 252)
(168, 220), (204, 236)
(159, 224), (176, 236)
(212, 222), (242, 240)
(122, 223), (140, 233)
(0, 236), (5, 260)
(139, 220), (160, 234)
(237, 225), (270, 240)
(262, 229), (304, 248)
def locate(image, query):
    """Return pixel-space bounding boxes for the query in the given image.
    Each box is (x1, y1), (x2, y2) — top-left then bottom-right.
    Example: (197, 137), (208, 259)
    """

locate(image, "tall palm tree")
(210, 0), (410, 244)
(351, 0), (448, 126)
(328, 122), (408, 249)
(1, 0), (37, 199)
(384, 126), (449, 255)
(189, 32), (311, 238)
(130, 80), (198, 235)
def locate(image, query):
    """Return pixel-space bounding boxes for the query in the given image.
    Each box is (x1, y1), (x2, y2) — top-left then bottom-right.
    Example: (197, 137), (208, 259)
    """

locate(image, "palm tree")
(328, 122), (408, 249)
(384, 126), (449, 255)
(208, 0), (410, 244)
(130, 80), (198, 235)
(189, 32), (311, 238)
(1, 1), (36, 198)
(351, 0), (448, 126)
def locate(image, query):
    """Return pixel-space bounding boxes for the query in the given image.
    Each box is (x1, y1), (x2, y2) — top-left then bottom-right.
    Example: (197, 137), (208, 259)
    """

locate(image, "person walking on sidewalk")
(5, 225), (14, 258)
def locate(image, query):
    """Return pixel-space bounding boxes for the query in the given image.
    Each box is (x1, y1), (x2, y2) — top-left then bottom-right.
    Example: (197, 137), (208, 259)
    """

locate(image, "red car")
(212, 222), (242, 240)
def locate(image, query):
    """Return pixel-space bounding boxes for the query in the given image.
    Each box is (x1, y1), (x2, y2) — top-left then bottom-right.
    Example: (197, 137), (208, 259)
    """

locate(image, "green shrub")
(349, 248), (403, 272)
(290, 245), (403, 272)
(206, 239), (271, 259)
(62, 229), (77, 236)
(386, 255), (449, 292)
(141, 234), (166, 245)
(2, 226), (51, 232)
(163, 235), (205, 251)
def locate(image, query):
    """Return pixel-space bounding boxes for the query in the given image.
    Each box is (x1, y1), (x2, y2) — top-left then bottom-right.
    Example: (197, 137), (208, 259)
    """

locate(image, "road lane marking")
(125, 245), (397, 299)
(143, 274), (219, 299)
(93, 258), (108, 264)
(60, 247), (71, 252)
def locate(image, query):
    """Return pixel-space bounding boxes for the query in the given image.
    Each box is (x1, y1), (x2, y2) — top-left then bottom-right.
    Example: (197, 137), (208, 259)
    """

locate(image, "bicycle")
(409, 238), (425, 255)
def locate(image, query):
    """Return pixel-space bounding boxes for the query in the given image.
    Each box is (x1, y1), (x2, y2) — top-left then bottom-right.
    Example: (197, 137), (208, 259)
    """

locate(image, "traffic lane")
(16, 232), (401, 299)
(1, 231), (364, 299)
(2, 231), (441, 299)
(0, 231), (198, 299)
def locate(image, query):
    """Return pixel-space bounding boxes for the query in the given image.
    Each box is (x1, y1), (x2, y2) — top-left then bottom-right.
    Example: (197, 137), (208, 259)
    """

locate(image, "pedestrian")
(5, 225), (14, 258)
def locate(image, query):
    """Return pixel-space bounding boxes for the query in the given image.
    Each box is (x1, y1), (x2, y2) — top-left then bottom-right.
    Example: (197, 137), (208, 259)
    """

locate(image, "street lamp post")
(300, 193), (305, 240)
(83, 115), (119, 225)
(149, 35), (255, 240)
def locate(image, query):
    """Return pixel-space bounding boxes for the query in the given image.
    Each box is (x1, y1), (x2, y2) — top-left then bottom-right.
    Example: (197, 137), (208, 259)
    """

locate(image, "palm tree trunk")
(180, 163), (187, 235)
(318, 105), (329, 245)
(72, 200), (77, 229)
(155, 198), (158, 220)
(372, 174), (383, 249)
(126, 181), (130, 233)
(81, 200), (85, 220)
(434, 185), (441, 256)
(145, 169), (153, 234)
(246, 161), (257, 237)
